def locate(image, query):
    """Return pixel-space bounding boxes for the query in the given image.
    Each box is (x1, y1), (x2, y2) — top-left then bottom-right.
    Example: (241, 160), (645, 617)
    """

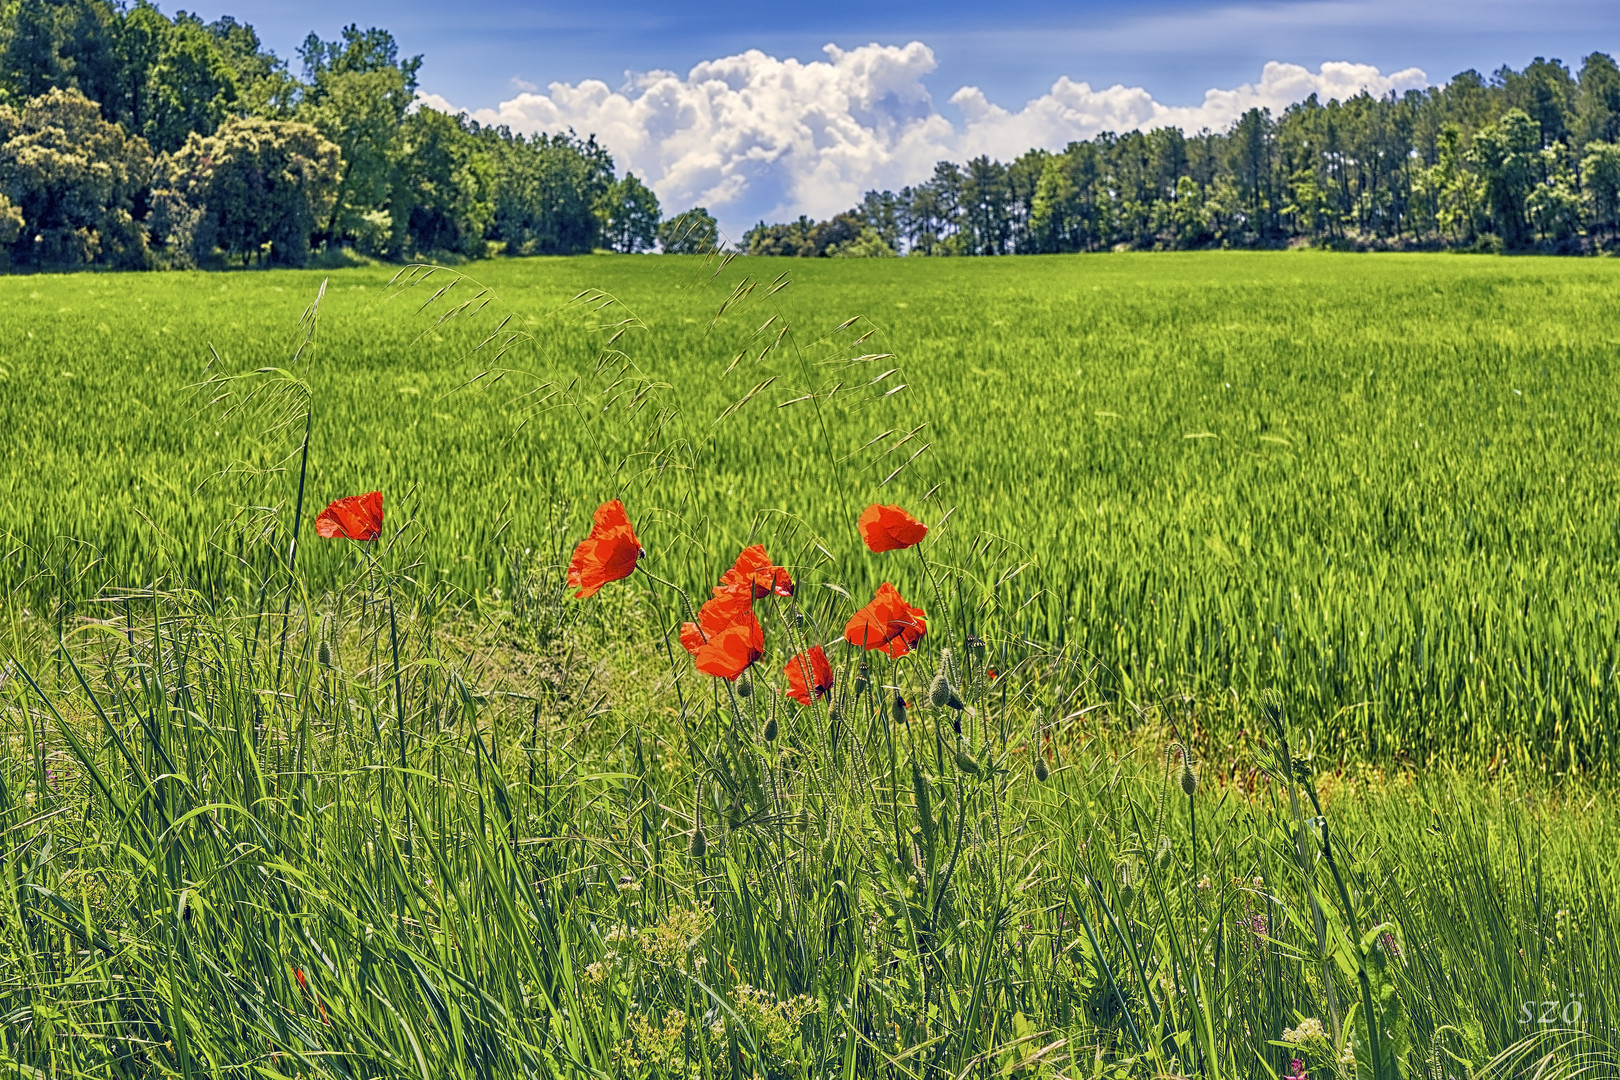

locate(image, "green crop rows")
(5, 252), (1620, 772)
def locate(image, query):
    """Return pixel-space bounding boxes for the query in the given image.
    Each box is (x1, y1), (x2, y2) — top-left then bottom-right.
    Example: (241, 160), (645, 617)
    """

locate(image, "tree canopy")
(1, 3), (1618, 269)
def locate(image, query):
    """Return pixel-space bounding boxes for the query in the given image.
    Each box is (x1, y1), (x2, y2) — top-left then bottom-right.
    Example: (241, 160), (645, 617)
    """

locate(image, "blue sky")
(181, 0), (1620, 237)
(186, 0), (1617, 111)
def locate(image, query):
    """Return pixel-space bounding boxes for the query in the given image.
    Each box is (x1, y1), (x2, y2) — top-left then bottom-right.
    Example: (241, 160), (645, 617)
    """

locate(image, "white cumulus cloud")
(415, 44), (1427, 242)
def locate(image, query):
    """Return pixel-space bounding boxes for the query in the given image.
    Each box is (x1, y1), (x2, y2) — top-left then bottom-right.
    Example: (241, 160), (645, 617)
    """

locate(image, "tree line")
(750, 55), (1620, 256)
(5, 2), (1620, 269)
(0, 0), (723, 269)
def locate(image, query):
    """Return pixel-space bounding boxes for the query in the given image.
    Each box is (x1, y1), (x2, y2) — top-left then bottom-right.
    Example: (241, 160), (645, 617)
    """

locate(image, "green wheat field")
(3, 252), (1618, 1079)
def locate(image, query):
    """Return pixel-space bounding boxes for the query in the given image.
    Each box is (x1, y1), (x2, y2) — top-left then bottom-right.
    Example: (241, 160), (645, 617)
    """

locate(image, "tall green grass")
(5, 549), (1617, 1078)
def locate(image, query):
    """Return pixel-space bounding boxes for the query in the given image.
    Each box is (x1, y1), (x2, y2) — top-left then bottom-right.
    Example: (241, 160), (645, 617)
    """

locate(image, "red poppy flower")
(693, 617), (764, 679)
(315, 491), (384, 541)
(680, 590), (763, 680)
(858, 504), (928, 553)
(680, 590), (749, 653)
(843, 582), (927, 658)
(784, 645), (834, 705)
(718, 543), (794, 599)
(568, 499), (642, 598)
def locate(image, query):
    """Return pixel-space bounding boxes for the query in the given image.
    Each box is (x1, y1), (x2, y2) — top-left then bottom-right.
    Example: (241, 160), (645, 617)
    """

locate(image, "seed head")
(854, 661), (870, 697)
(317, 638), (333, 668)
(827, 694), (844, 729)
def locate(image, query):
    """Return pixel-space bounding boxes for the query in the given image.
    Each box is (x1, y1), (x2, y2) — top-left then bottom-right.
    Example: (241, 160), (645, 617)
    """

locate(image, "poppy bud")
(855, 662), (870, 698)
(736, 669), (754, 699)
(951, 714), (962, 735)
(828, 694), (844, 729)
(1034, 755), (1049, 783)
(691, 784), (707, 857)
(891, 693), (908, 726)
(953, 747), (980, 775)
(929, 670), (964, 711)
(1180, 756), (1199, 796)
(762, 714), (778, 742)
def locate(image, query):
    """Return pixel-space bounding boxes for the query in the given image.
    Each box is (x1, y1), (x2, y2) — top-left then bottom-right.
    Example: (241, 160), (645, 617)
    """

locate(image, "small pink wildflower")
(1285, 1058), (1309, 1080)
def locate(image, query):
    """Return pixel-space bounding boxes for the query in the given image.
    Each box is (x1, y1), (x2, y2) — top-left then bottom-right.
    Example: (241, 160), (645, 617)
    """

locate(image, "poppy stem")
(912, 543), (955, 671)
(636, 567), (697, 624)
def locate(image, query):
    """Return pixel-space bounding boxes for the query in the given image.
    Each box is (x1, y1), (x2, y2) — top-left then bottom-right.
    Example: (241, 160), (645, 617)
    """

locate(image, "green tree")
(744, 215), (816, 256)
(1580, 141), (1620, 244)
(960, 154), (1011, 254)
(1576, 53), (1620, 146)
(297, 25), (420, 250)
(657, 206), (718, 253)
(1280, 168), (1328, 241)
(393, 106), (492, 257)
(204, 15), (296, 118)
(854, 189), (901, 250)
(1225, 108), (1276, 244)
(111, 0), (164, 133)
(0, 0), (119, 112)
(594, 171), (660, 253)
(0, 86), (150, 267)
(167, 116), (341, 266)
(141, 15), (239, 153)
(1028, 153), (1077, 252)
(1471, 108), (1542, 246)
(1526, 143), (1581, 244)
(485, 128), (612, 255)
(1499, 57), (1576, 147)
(1417, 124), (1482, 244)
(825, 225), (895, 257)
